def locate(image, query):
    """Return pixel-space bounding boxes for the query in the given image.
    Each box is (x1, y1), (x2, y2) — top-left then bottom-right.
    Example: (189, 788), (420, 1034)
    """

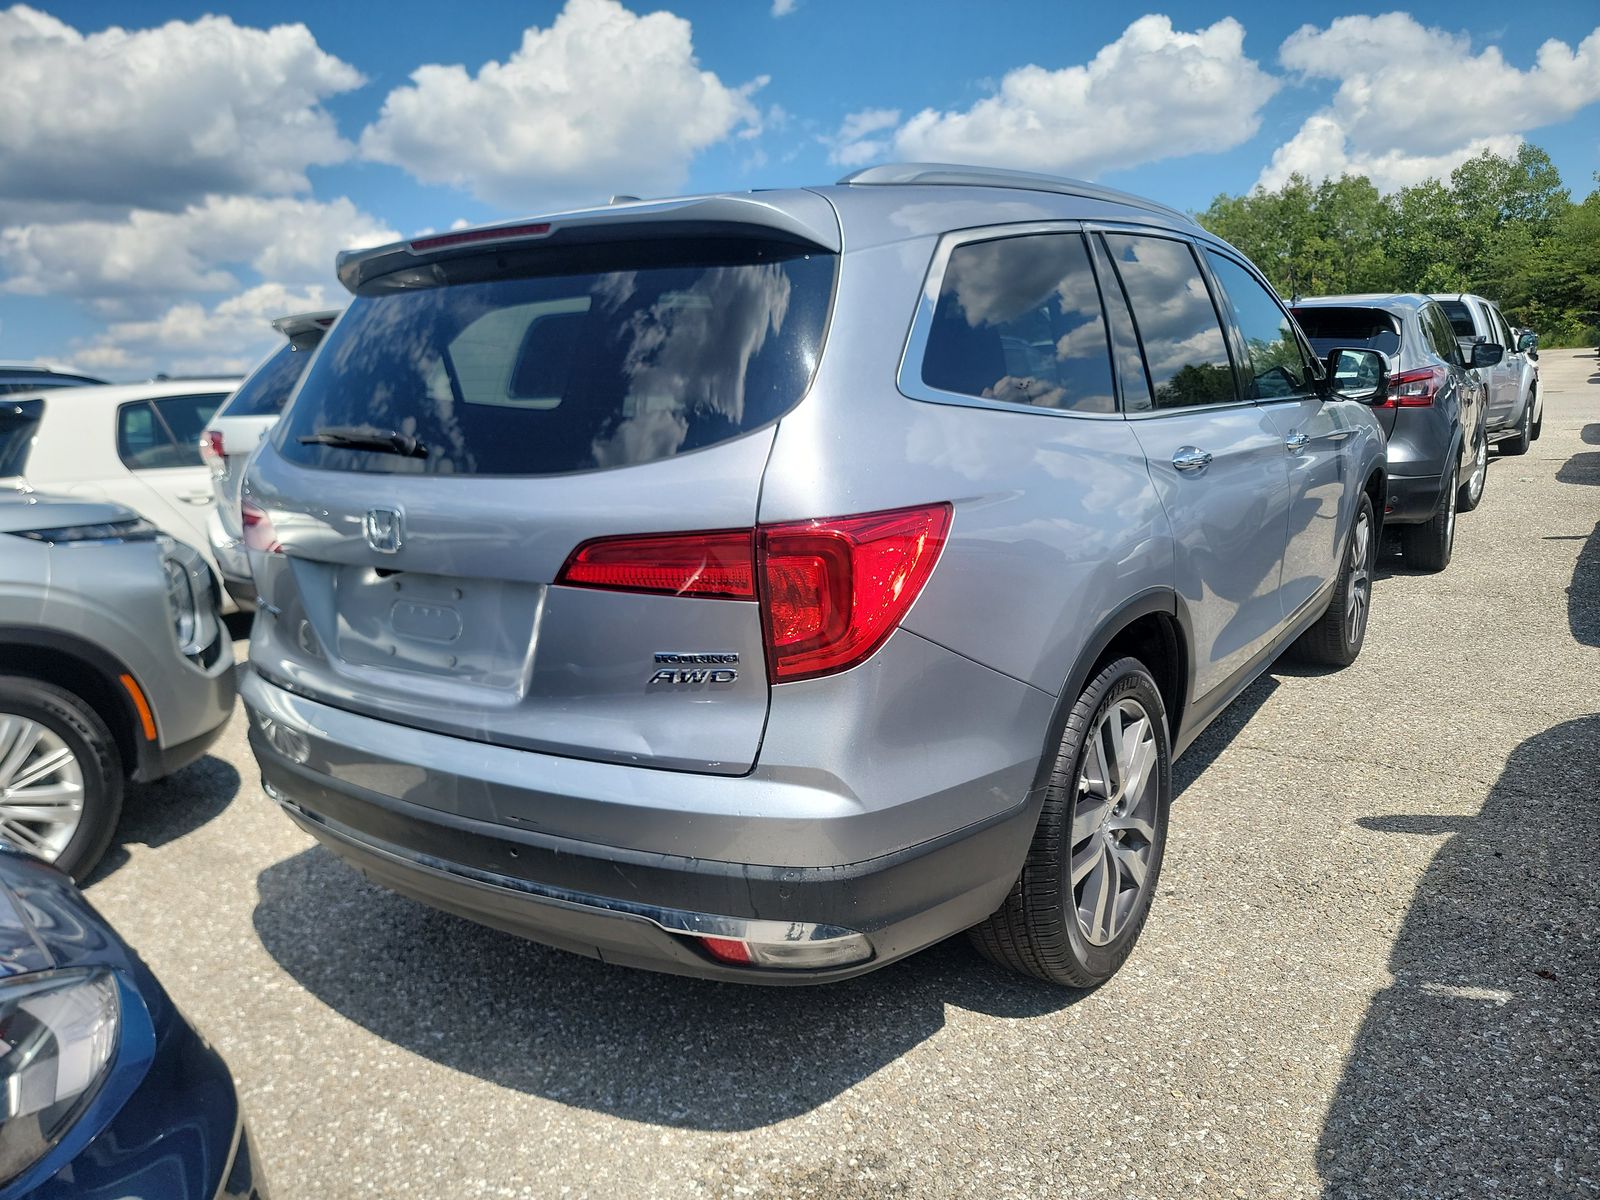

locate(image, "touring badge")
(649, 651), (738, 685)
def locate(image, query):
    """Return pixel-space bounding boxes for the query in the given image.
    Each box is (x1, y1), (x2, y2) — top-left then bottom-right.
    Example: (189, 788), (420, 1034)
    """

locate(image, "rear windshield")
(1437, 299), (1476, 338)
(0, 399), (42, 475)
(277, 239), (836, 476)
(221, 341), (318, 419)
(1292, 307), (1402, 358)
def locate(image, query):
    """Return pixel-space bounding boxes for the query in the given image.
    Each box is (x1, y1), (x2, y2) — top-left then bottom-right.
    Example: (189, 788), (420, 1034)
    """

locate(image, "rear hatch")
(1293, 305), (1401, 436)
(246, 215), (838, 774)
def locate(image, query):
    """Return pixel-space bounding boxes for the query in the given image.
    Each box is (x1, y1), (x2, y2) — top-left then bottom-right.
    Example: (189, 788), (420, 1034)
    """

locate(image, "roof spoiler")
(334, 193), (842, 293)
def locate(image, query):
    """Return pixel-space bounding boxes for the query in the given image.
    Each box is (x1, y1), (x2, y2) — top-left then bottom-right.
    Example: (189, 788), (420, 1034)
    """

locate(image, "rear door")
(112, 392), (227, 550)
(1486, 303), (1523, 426)
(1094, 231), (1291, 700)
(1204, 250), (1351, 621)
(247, 235), (837, 774)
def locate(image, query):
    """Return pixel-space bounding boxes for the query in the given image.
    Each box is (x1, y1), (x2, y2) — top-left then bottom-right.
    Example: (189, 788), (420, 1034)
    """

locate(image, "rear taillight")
(241, 501), (281, 554)
(560, 530), (754, 599)
(199, 429), (224, 470)
(1382, 366), (1444, 407)
(555, 503), (952, 683)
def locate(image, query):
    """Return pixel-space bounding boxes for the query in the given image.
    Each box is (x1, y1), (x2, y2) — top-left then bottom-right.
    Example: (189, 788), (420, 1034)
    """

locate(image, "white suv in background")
(1432, 293), (1542, 454)
(200, 310), (338, 606)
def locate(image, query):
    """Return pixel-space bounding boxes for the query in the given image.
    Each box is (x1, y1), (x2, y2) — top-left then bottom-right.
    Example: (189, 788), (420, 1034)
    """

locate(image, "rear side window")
(920, 233), (1115, 413)
(117, 393), (226, 470)
(277, 240), (836, 476)
(1438, 299), (1476, 338)
(0, 399), (42, 475)
(221, 342), (315, 418)
(1490, 306), (1514, 348)
(1103, 234), (1237, 409)
(1204, 252), (1314, 400)
(1292, 307), (1402, 359)
(1422, 306), (1463, 364)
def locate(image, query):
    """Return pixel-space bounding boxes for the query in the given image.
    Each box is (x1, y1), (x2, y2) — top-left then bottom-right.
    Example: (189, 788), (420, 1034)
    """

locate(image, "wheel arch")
(0, 628), (149, 779)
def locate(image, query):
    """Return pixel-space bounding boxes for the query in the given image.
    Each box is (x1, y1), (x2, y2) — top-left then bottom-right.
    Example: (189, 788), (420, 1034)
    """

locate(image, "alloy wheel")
(1345, 510), (1372, 646)
(0, 715), (85, 863)
(1469, 438), (1487, 504)
(1070, 698), (1159, 946)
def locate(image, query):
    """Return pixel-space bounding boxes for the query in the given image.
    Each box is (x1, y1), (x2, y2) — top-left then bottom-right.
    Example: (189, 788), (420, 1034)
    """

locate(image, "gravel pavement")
(82, 350), (1600, 1199)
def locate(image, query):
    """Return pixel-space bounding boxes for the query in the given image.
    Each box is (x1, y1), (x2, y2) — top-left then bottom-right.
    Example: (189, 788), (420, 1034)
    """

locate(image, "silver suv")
(241, 165), (1387, 987)
(0, 482), (235, 879)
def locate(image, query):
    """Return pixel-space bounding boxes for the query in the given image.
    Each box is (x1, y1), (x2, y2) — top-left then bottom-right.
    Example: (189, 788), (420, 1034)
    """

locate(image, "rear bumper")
(1383, 471), (1446, 524)
(242, 672), (1038, 985)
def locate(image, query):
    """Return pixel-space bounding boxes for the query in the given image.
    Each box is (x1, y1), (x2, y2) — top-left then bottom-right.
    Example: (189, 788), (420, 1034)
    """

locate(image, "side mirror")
(1324, 347), (1388, 404)
(1471, 342), (1505, 368)
(1517, 330), (1538, 353)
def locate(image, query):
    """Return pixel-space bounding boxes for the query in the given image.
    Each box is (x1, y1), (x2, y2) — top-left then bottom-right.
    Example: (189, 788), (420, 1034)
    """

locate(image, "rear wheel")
(969, 657), (1171, 988)
(1292, 493), (1375, 667)
(1501, 396), (1533, 456)
(0, 677), (122, 881)
(1458, 430), (1488, 512)
(1401, 465), (1457, 572)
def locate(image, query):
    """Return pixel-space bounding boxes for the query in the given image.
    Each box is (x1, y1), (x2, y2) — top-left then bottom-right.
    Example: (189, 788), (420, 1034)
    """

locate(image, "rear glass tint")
(0, 399), (42, 475)
(921, 233), (1115, 413)
(277, 240), (835, 476)
(222, 342), (316, 418)
(1437, 299), (1476, 338)
(1292, 307), (1402, 359)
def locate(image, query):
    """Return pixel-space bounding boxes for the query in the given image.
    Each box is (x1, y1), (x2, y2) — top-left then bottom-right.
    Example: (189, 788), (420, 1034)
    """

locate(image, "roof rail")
(837, 163), (1193, 225)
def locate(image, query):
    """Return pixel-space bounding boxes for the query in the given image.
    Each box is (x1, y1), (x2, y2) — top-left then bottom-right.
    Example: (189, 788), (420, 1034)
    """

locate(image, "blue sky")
(3, 0), (1598, 376)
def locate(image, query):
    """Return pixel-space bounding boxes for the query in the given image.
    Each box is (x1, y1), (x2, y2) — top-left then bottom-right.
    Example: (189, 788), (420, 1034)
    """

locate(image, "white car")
(12, 379), (240, 606)
(200, 310), (338, 607)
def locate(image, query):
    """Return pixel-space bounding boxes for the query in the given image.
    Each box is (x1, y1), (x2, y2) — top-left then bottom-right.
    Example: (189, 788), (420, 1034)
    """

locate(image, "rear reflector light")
(560, 530), (753, 599)
(410, 222), (552, 252)
(200, 429), (224, 466)
(701, 937), (752, 964)
(555, 503), (952, 683)
(241, 501), (281, 554)
(1382, 366), (1444, 407)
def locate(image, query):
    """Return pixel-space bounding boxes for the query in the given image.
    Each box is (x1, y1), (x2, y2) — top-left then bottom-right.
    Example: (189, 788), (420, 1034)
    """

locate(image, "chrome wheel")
(1346, 510), (1372, 646)
(1468, 437), (1487, 504)
(1071, 698), (1159, 946)
(0, 715), (84, 862)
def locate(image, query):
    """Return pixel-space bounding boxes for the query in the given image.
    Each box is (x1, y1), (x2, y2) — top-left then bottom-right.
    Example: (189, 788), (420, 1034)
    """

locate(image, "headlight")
(0, 970), (120, 1186)
(163, 556), (200, 652)
(10, 519), (159, 545)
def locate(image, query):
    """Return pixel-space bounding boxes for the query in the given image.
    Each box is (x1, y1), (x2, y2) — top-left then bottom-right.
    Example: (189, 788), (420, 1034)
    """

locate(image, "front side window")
(277, 239), (835, 476)
(1103, 234), (1237, 410)
(920, 233), (1115, 413)
(1205, 252), (1314, 400)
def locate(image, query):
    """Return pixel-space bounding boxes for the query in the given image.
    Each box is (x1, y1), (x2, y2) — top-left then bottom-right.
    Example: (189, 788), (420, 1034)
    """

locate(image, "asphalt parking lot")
(83, 349), (1598, 1199)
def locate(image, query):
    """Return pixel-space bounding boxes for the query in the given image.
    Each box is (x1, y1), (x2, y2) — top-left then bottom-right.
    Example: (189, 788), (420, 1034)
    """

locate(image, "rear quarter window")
(276, 239), (836, 477)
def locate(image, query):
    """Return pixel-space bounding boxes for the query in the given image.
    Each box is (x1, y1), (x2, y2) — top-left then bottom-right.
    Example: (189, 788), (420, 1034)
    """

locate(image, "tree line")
(1198, 144), (1600, 347)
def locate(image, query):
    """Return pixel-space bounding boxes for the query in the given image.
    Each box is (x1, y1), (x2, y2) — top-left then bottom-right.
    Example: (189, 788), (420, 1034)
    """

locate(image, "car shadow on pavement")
(1317, 715), (1600, 1198)
(252, 847), (1079, 1131)
(1580, 423), (1600, 446)
(87, 753), (241, 884)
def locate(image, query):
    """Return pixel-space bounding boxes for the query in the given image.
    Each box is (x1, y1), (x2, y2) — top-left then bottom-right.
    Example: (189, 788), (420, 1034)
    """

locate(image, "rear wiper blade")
(297, 425), (428, 459)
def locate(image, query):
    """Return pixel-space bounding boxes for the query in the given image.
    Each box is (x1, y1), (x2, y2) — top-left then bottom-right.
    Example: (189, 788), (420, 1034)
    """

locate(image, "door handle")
(1172, 446), (1213, 473)
(1284, 431), (1310, 453)
(179, 491), (214, 505)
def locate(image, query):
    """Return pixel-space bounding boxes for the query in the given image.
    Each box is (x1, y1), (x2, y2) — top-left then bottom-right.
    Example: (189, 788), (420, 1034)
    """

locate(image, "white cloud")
(1261, 15), (1600, 190)
(771, 0), (797, 15)
(827, 108), (901, 167)
(0, 5), (363, 212)
(73, 282), (338, 376)
(864, 17), (1276, 177)
(0, 195), (397, 301)
(358, 0), (761, 211)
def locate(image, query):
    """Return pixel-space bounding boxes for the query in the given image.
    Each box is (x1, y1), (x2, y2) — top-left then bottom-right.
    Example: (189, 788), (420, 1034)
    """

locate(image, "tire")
(1531, 390), (1542, 441)
(1457, 429), (1488, 512)
(0, 676), (122, 882)
(1401, 465), (1457, 572)
(1292, 493), (1376, 667)
(969, 657), (1171, 988)
(1500, 395), (1533, 456)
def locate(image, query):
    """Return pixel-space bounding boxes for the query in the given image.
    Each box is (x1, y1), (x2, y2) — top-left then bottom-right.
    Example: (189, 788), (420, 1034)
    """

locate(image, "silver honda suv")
(241, 164), (1387, 987)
